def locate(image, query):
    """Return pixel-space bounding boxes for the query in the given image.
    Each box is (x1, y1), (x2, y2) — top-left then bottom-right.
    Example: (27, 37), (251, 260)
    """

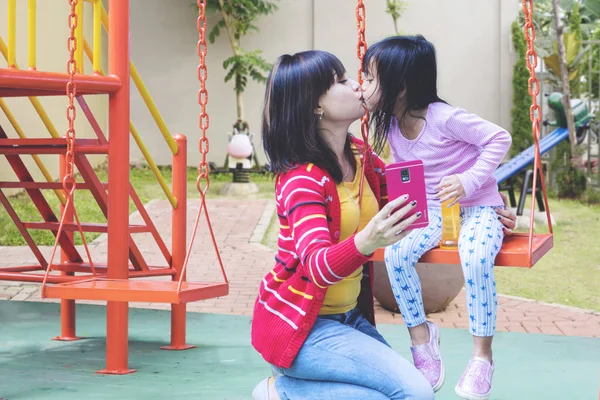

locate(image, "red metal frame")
(0, 0), (230, 374)
(55, 153), (80, 342)
(161, 134), (194, 350)
(0, 68), (121, 97)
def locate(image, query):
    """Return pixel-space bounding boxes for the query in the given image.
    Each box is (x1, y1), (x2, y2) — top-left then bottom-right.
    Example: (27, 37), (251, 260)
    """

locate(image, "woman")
(251, 50), (517, 400)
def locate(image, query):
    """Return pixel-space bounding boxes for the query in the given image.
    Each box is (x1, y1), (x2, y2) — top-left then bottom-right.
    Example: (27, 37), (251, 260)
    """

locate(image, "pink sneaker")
(455, 357), (495, 400)
(410, 321), (445, 392)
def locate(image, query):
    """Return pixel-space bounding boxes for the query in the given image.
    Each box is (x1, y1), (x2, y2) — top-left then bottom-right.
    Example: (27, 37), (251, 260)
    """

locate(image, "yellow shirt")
(320, 157), (379, 315)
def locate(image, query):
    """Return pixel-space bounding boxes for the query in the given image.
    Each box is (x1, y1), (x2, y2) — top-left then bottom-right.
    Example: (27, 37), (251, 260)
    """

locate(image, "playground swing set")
(0, 0), (558, 374)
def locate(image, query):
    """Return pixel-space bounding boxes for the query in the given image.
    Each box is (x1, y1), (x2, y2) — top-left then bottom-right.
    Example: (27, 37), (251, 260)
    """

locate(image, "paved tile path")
(1, 199), (598, 338)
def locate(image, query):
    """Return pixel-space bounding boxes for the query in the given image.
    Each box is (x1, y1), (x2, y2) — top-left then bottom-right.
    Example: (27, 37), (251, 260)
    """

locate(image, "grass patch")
(261, 211), (280, 249)
(0, 164), (275, 246)
(495, 199), (600, 311)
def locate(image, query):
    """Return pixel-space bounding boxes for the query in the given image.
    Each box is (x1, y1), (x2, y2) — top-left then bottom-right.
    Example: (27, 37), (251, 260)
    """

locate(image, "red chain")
(522, 0), (542, 144)
(197, 0), (210, 189)
(356, 0), (369, 207)
(177, 0), (228, 290)
(42, 0), (98, 295)
(64, 0), (78, 190)
(521, 0), (554, 248)
(355, 0), (369, 146)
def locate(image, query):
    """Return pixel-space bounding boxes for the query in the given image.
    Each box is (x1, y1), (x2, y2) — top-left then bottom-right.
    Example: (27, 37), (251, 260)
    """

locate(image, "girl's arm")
(445, 107), (512, 197)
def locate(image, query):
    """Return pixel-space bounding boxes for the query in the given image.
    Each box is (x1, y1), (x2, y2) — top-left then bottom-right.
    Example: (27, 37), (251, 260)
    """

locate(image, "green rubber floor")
(0, 301), (598, 399)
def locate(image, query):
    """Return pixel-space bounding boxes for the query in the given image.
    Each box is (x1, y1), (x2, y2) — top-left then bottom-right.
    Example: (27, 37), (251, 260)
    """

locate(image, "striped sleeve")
(278, 167), (371, 288)
(445, 107), (512, 197)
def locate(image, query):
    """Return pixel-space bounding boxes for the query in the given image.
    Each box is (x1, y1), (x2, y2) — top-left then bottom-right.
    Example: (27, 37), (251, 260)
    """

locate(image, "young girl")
(361, 35), (512, 400)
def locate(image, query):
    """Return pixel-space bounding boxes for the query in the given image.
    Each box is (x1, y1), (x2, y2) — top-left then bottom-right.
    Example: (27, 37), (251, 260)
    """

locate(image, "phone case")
(385, 160), (430, 230)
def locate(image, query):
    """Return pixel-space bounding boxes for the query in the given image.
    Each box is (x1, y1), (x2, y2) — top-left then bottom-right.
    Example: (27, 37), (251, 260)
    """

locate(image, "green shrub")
(510, 20), (533, 158)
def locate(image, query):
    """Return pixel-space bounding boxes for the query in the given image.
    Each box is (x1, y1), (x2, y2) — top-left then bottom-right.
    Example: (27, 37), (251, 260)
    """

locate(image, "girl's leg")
(458, 206), (504, 349)
(455, 206), (504, 400)
(273, 315), (434, 400)
(384, 207), (443, 337)
(384, 208), (445, 391)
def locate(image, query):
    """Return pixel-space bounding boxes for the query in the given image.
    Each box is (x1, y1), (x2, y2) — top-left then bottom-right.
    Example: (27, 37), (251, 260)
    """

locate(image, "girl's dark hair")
(262, 50), (355, 183)
(362, 35), (446, 154)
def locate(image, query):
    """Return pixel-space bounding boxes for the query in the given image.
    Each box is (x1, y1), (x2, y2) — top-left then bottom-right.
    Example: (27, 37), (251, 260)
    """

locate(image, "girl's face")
(361, 65), (381, 112)
(317, 73), (365, 123)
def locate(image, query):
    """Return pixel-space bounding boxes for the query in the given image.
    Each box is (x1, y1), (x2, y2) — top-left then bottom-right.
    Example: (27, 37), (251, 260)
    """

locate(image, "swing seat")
(372, 232), (553, 268)
(44, 278), (229, 304)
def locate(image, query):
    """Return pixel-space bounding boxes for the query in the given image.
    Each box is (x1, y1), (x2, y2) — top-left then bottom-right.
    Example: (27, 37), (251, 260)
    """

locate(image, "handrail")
(1, 2), (179, 207)
(130, 122), (178, 208)
(0, 38), (65, 204)
(0, 100), (66, 205)
(82, 41), (178, 208)
(28, 0), (36, 69)
(7, 0), (16, 68)
(96, 3), (179, 155)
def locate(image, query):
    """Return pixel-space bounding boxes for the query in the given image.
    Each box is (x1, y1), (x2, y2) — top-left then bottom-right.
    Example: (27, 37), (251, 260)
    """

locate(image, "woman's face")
(317, 73), (365, 123)
(361, 66), (381, 112)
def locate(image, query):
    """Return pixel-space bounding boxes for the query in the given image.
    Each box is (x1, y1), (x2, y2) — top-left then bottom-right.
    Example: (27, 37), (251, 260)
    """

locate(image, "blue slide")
(493, 127), (568, 184)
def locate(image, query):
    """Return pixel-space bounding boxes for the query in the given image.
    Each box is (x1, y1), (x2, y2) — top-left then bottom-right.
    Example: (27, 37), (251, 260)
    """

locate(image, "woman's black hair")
(262, 50), (356, 182)
(362, 35), (446, 154)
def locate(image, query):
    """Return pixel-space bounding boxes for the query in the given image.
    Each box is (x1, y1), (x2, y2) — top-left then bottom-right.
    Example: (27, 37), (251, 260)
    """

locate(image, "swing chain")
(522, 0), (542, 143)
(197, 0), (210, 184)
(355, 0), (370, 207)
(355, 0), (369, 145)
(356, 0), (367, 74)
(65, 0), (78, 189)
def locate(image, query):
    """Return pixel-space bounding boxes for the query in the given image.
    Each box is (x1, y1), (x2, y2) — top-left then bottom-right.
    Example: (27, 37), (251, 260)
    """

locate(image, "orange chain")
(521, 0), (542, 144)
(355, 0), (369, 146)
(197, 0), (210, 190)
(521, 0), (554, 247)
(356, 0), (369, 206)
(65, 0), (78, 190)
(42, 0), (98, 295)
(177, 0), (227, 290)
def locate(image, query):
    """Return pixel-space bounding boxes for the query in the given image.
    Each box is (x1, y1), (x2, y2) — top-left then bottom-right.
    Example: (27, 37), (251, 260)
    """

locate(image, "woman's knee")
(396, 370), (434, 400)
(382, 356), (434, 399)
(404, 379), (435, 400)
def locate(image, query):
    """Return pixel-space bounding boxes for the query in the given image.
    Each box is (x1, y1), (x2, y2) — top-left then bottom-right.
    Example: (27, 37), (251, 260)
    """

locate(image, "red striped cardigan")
(251, 139), (388, 368)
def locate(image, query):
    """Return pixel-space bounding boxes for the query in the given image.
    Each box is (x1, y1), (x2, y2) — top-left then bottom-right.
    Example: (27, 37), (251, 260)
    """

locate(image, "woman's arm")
(279, 170), (371, 289)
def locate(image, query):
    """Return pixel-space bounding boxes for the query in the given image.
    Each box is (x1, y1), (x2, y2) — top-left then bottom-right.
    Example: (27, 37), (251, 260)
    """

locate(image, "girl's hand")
(354, 195), (422, 256)
(435, 175), (466, 206)
(495, 192), (517, 235)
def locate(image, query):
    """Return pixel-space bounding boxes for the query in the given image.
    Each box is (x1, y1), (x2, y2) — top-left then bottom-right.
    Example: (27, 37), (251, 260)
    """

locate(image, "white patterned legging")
(384, 206), (504, 337)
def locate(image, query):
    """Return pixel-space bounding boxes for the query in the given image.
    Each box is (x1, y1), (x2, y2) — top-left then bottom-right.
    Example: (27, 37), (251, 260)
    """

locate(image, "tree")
(551, 0), (578, 156)
(568, 2), (582, 97)
(511, 20), (533, 158)
(385, 0), (408, 35)
(205, 0), (278, 131)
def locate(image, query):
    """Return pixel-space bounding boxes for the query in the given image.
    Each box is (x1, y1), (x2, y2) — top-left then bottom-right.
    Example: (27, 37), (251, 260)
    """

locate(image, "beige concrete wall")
(128, 0), (522, 167)
(0, 0), (108, 195)
(127, 0), (313, 167)
(1, 0), (522, 173)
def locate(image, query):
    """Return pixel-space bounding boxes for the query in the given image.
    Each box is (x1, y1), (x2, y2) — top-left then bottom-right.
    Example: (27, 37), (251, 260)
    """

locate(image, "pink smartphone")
(385, 160), (429, 230)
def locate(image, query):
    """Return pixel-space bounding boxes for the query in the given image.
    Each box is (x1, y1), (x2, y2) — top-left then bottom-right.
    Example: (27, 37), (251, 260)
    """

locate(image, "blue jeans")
(273, 308), (434, 399)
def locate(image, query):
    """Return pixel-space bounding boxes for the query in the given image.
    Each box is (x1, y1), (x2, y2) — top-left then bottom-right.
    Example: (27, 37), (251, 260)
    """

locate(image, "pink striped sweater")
(251, 139), (387, 368)
(388, 102), (512, 207)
